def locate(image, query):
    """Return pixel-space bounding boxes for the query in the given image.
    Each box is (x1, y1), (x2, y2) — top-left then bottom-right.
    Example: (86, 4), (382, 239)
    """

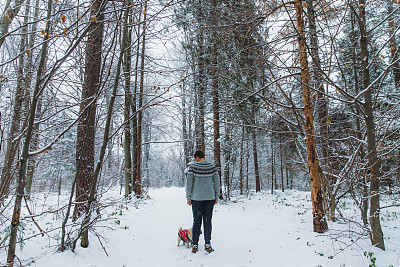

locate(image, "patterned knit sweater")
(186, 161), (220, 201)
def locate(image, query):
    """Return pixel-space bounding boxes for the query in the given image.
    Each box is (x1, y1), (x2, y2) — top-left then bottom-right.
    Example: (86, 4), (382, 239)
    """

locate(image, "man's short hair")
(194, 150), (205, 159)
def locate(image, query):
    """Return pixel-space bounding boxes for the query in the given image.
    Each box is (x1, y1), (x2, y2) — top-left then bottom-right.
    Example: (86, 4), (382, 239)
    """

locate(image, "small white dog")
(177, 227), (193, 248)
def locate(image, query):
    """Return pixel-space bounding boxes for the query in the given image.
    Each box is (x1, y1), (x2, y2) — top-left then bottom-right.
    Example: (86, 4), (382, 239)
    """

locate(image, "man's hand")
(214, 200), (218, 205)
(187, 200), (192, 205)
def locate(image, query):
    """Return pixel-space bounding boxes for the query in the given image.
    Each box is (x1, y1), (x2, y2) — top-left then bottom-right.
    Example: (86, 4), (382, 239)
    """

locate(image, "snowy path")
(18, 187), (400, 266)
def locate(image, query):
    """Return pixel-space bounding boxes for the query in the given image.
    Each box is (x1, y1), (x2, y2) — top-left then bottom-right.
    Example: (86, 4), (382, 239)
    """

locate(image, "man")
(186, 150), (220, 253)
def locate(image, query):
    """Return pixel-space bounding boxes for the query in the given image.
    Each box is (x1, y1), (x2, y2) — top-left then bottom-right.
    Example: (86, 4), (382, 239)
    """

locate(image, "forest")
(0, 0), (399, 265)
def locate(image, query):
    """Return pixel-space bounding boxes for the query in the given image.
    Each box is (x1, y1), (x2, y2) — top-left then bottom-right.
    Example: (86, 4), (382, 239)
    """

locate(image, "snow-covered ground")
(1, 187), (399, 266)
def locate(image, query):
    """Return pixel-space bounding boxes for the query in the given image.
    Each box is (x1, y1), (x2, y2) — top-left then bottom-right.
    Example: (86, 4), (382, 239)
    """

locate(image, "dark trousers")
(191, 200), (215, 245)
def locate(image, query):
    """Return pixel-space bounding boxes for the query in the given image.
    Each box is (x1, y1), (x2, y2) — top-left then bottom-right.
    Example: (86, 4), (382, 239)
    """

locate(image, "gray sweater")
(186, 161), (220, 201)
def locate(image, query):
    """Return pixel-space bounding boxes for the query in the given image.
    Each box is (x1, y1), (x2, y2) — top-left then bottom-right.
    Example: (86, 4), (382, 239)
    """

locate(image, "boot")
(205, 244), (214, 253)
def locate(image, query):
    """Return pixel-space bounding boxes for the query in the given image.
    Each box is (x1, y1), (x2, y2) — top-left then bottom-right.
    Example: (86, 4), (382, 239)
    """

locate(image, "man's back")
(186, 161), (220, 201)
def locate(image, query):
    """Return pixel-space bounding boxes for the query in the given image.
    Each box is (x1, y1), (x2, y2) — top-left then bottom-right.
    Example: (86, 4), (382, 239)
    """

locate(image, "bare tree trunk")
(182, 82), (189, 186)
(182, 86), (189, 167)
(285, 150), (289, 189)
(212, 65), (222, 198)
(306, 0), (332, 220)
(123, 70), (132, 198)
(195, 0), (205, 152)
(24, 0), (40, 199)
(0, 0), (31, 202)
(397, 149), (400, 185)
(81, 7), (127, 246)
(224, 155), (230, 199)
(143, 118), (151, 188)
(187, 92), (193, 158)
(131, 6), (142, 189)
(25, 114), (40, 199)
(388, 1), (400, 89)
(0, 0), (26, 49)
(6, 0), (51, 263)
(239, 126), (244, 195)
(246, 148), (249, 193)
(357, 0), (385, 250)
(306, 0), (328, 163)
(26, 75), (43, 199)
(73, 0), (105, 220)
(210, 0), (222, 199)
(252, 129), (260, 192)
(271, 134), (274, 194)
(295, 0), (327, 233)
(387, 0), (400, 185)
(136, 0), (148, 196)
(280, 134), (284, 192)
(350, 9), (369, 227)
(224, 127), (231, 199)
(194, 82), (205, 153)
(123, 4), (133, 198)
(59, 177), (76, 251)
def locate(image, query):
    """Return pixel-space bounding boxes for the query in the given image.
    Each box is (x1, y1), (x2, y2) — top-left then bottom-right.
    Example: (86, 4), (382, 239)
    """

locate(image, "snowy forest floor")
(1, 187), (399, 267)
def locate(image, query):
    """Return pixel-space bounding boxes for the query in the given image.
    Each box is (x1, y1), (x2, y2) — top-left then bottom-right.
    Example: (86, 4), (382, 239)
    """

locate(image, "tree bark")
(246, 149), (249, 193)
(143, 118), (151, 188)
(224, 152), (230, 199)
(24, 0), (40, 199)
(388, 0), (400, 89)
(224, 127), (231, 199)
(306, 0), (332, 217)
(136, 0), (148, 196)
(280, 134), (284, 192)
(387, 0), (400, 185)
(181, 82), (189, 186)
(59, 177), (76, 251)
(26, 74), (43, 199)
(350, 9), (369, 227)
(239, 126), (245, 195)
(0, 0), (31, 202)
(73, 0), (105, 220)
(212, 57), (222, 198)
(285, 150), (289, 189)
(80, 3), (128, 246)
(295, 0), (327, 233)
(123, 4), (133, 198)
(25, 115), (40, 199)
(210, 0), (223, 200)
(357, 0), (385, 250)
(252, 129), (260, 192)
(0, 0), (26, 49)
(306, 0), (328, 162)
(6, 0), (51, 263)
(131, 5), (142, 190)
(195, 0), (205, 152)
(271, 136), (274, 194)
